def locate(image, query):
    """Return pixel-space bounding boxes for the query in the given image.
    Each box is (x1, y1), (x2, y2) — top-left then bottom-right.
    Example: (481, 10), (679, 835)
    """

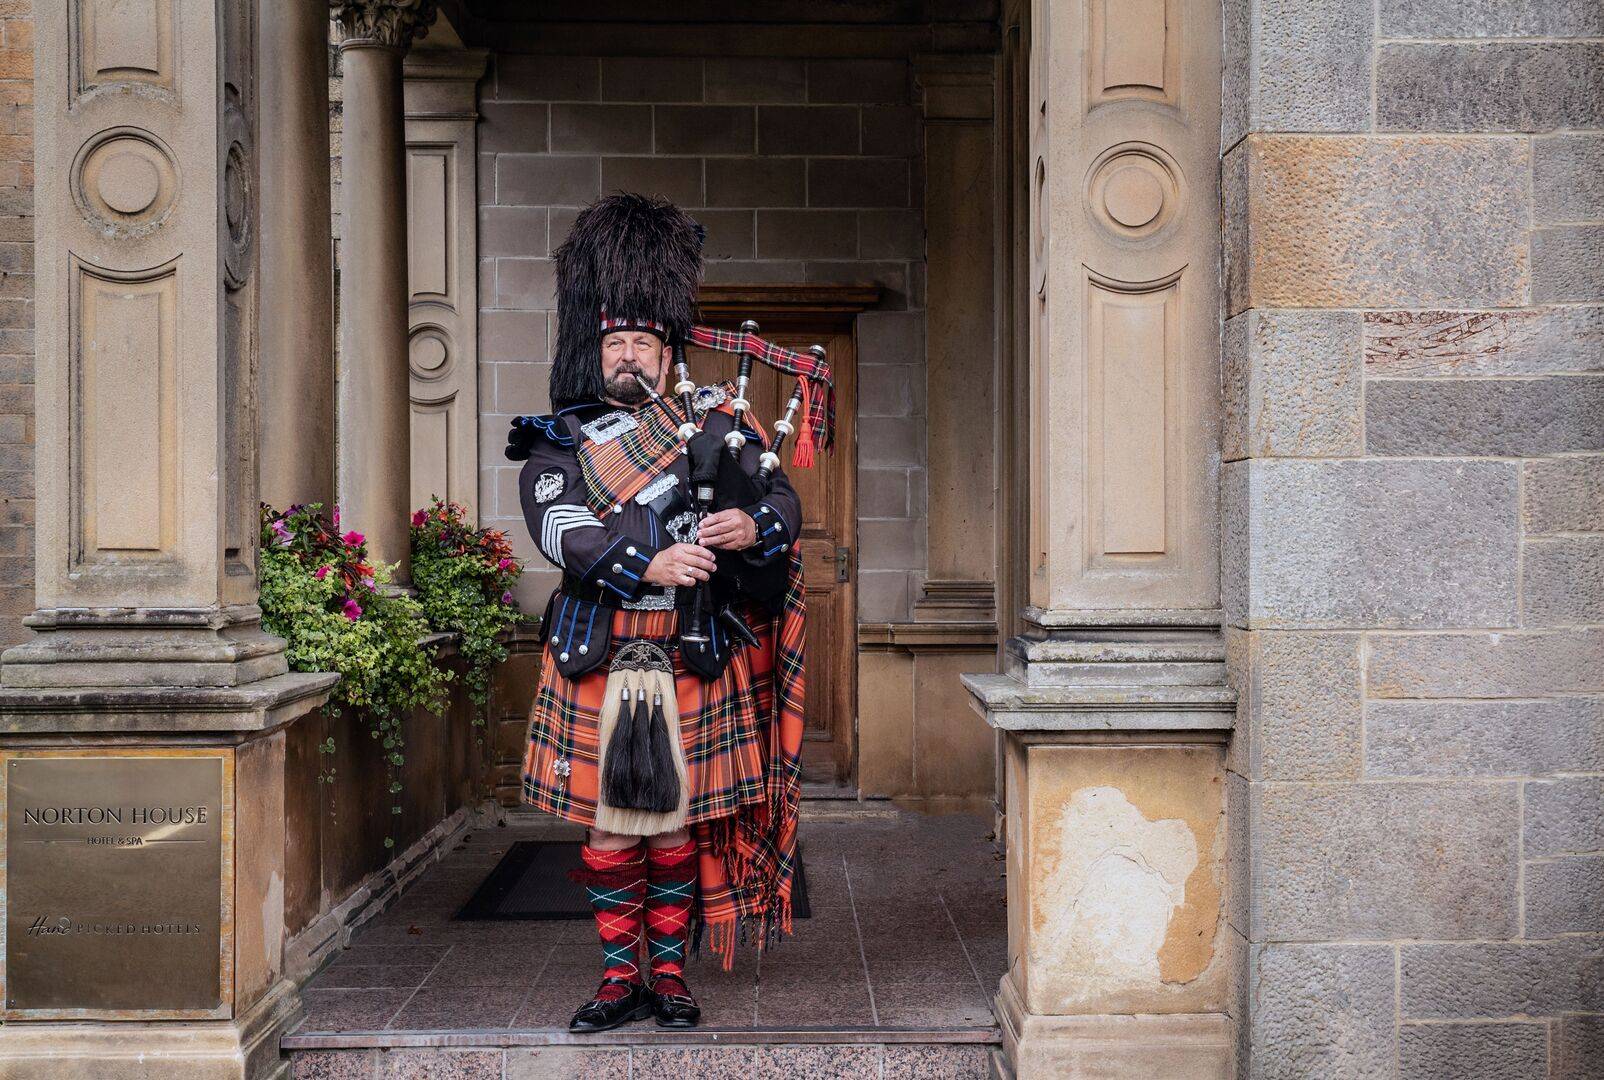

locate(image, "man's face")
(599, 330), (668, 406)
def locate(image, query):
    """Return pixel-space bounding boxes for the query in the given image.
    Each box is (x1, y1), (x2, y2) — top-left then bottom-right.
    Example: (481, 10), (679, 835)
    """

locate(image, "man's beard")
(604, 364), (655, 405)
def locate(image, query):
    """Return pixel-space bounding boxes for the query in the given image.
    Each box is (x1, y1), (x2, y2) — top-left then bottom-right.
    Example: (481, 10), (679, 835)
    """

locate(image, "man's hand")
(643, 543), (717, 587)
(696, 508), (757, 550)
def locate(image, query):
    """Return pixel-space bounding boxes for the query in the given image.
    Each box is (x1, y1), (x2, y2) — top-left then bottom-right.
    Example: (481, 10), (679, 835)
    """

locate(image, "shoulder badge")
(581, 410), (639, 444)
(533, 470), (565, 504)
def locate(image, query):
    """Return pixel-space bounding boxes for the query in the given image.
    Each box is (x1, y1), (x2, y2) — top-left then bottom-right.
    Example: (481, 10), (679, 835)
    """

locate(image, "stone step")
(284, 1027), (1000, 1078)
(1004, 631), (1228, 687)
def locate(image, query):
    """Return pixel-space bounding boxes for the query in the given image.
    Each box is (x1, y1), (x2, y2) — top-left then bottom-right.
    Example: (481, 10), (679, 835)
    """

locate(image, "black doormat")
(454, 840), (812, 921)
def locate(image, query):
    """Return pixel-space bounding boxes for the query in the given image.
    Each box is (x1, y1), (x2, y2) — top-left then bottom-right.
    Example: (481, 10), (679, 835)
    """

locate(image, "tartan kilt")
(521, 603), (774, 827)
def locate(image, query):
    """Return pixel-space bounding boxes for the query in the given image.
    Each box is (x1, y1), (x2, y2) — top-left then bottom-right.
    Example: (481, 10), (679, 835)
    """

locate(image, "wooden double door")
(687, 286), (869, 789)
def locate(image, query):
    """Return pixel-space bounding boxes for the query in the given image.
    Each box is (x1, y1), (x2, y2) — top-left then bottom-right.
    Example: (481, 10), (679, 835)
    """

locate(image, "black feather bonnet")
(549, 192), (706, 408)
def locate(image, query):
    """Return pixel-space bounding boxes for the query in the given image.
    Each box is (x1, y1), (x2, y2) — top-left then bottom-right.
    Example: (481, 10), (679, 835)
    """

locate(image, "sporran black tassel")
(643, 690), (681, 812)
(601, 686), (638, 809)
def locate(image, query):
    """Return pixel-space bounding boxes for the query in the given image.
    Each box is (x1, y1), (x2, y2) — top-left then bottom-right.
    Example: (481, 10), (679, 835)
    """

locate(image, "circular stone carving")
(72, 128), (179, 235)
(1103, 165), (1165, 228)
(409, 328), (450, 378)
(98, 151), (161, 214)
(1084, 142), (1183, 241)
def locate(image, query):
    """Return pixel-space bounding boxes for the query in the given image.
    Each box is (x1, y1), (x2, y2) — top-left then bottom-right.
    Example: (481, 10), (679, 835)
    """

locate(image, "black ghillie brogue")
(568, 976), (654, 1033)
(649, 972), (701, 1028)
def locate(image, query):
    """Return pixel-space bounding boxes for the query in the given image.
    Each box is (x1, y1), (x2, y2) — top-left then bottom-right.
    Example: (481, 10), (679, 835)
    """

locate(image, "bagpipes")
(631, 319), (829, 682)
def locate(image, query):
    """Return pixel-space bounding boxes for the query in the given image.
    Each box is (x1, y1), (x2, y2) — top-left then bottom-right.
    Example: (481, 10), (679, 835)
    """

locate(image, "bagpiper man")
(506, 193), (834, 1033)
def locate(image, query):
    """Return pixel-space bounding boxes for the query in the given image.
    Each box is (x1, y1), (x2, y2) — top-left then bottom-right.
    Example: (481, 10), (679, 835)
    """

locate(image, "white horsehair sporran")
(593, 640), (689, 836)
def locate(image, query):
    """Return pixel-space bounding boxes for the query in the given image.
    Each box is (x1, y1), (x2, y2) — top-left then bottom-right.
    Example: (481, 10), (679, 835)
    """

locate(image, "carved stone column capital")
(329, 0), (438, 50)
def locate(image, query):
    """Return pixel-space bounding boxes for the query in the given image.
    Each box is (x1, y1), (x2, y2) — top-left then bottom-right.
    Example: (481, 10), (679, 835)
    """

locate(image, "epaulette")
(504, 413), (574, 461)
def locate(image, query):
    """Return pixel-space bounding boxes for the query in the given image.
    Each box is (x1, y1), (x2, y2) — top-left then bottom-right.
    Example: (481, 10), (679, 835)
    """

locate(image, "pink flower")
(270, 519), (293, 545)
(360, 575), (375, 591)
(341, 530), (364, 547)
(498, 558), (513, 570)
(331, 506), (341, 527)
(313, 565), (330, 580)
(501, 590), (514, 605)
(411, 509), (427, 527)
(341, 598), (362, 621)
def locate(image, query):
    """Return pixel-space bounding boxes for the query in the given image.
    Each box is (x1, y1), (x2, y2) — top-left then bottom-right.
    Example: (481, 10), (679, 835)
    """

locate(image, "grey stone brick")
(1366, 377), (1604, 457)
(1222, 310), (1362, 461)
(599, 57), (702, 103)
(699, 260), (805, 285)
(1256, 781), (1519, 940)
(1400, 936), (1604, 1018)
(494, 56), (598, 102)
(1525, 456), (1604, 534)
(497, 155), (598, 207)
(479, 311), (548, 365)
(1534, 226), (1604, 303)
(808, 158), (909, 209)
(1367, 630), (1604, 698)
(1249, 944), (1396, 1080)
(653, 105), (754, 155)
(858, 468), (910, 519)
(859, 364), (921, 419)
(494, 258), (556, 310)
(858, 417), (923, 468)
(753, 210), (856, 259)
(857, 570), (911, 622)
(758, 106), (860, 155)
(862, 106), (920, 157)
(477, 103), (548, 154)
(807, 59), (908, 105)
(703, 157), (805, 208)
(1378, 43), (1604, 133)
(1535, 135), (1604, 224)
(1363, 308), (1604, 377)
(1523, 537), (1604, 627)
(692, 209), (754, 260)
(1397, 1022), (1547, 1080)
(1555, 1015), (1604, 1080)
(549, 104), (651, 154)
(1525, 777), (1604, 857)
(492, 362), (545, 414)
(859, 210), (923, 259)
(1365, 698), (1604, 778)
(857, 311), (925, 368)
(1234, 136), (1530, 310)
(858, 518), (925, 572)
(1526, 856), (1604, 937)
(705, 58), (805, 104)
(478, 206), (546, 258)
(1224, 459), (1520, 630)
(1252, 0), (1374, 137)
(1379, 0), (1604, 38)
(1238, 631), (1363, 781)
(549, 208), (579, 245)
(599, 157), (702, 207)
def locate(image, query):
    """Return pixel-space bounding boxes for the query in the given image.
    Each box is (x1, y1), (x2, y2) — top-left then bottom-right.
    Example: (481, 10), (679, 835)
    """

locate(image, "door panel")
(687, 326), (855, 787)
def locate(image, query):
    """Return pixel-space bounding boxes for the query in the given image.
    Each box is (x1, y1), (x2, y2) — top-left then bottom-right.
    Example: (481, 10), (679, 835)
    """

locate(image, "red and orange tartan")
(522, 387), (807, 968)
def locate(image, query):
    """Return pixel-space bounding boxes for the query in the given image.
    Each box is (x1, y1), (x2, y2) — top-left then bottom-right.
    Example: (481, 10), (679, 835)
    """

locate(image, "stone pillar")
(1, 4), (337, 1076)
(965, 0), (1233, 1075)
(258, 0), (336, 511)
(3, 0), (284, 688)
(330, 0), (438, 583)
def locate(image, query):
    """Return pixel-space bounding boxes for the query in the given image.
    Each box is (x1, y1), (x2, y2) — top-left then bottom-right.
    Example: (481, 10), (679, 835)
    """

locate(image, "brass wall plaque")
(2, 751), (231, 1018)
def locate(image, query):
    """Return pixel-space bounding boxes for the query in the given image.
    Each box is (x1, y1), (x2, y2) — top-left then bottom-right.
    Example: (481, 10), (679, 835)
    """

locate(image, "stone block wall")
(0, 0), (30, 648)
(471, 54), (927, 612)
(1223, 4), (1603, 1078)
